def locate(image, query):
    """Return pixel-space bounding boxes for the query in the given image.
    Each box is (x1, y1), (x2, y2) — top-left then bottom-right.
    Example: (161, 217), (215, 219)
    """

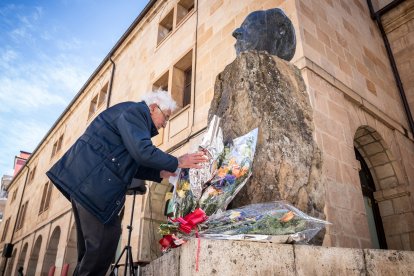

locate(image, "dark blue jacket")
(46, 101), (178, 224)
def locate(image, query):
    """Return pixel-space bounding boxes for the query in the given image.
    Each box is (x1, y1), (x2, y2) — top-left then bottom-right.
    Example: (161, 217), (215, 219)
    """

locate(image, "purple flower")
(224, 174), (236, 183)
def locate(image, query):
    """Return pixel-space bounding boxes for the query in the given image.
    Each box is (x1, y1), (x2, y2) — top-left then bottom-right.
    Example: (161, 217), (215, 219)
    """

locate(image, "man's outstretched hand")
(178, 151), (208, 169)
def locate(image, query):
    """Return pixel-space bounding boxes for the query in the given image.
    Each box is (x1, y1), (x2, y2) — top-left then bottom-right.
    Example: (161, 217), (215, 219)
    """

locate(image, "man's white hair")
(141, 90), (177, 111)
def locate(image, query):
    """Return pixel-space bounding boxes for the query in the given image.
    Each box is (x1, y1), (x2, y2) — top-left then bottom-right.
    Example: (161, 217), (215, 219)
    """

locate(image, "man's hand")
(160, 170), (176, 179)
(178, 151), (208, 169)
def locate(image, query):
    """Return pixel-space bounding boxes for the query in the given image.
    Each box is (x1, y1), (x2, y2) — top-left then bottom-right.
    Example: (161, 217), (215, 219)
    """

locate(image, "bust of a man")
(232, 8), (296, 61)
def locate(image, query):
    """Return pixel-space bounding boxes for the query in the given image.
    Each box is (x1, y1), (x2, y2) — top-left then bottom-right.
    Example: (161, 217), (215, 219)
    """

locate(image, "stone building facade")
(0, 0), (413, 275)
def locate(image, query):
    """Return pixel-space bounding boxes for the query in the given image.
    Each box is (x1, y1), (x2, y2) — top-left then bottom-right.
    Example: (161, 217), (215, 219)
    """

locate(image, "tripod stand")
(111, 180), (146, 276)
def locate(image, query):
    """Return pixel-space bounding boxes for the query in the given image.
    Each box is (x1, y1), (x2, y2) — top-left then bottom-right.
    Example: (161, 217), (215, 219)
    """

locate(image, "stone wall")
(383, 0), (414, 134)
(142, 238), (414, 276)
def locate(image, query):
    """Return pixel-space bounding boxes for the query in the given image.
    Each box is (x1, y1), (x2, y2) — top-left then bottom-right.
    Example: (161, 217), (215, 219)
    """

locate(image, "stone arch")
(139, 180), (171, 261)
(41, 226), (60, 275)
(63, 222), (77, 276)
(354, 126), (404, 191)
(5, 248), (17, 276)
(15, 242), (28, 275)
(27, 235), (42, 276)
(354, 125), (411, 250)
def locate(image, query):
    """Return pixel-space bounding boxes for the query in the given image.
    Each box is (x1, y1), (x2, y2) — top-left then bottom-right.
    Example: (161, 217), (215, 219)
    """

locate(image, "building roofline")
(9, 0), (158, 186)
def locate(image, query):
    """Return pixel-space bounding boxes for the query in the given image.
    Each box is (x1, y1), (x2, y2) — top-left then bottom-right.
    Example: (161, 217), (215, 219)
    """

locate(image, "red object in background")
(13, 151), (31, 176)
(48, 265), (56, 276)
(61, 263), (69, 276)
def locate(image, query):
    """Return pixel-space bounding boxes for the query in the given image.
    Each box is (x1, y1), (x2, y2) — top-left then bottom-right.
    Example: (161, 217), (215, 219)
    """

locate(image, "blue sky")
(0, 0), (148, 177)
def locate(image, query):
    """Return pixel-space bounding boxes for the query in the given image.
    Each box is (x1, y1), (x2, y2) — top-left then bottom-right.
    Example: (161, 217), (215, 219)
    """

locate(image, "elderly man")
(46, 90), (206, 275)
(232, 8), (296, 61)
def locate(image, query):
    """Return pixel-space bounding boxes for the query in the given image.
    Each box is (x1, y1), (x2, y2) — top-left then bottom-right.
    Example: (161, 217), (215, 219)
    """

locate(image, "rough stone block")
(365, 249), (414, 275)
(142, 248), (180, 276)
(180, 238), (295, 276)
(209, 51), (325, 223)
(295, 245), (365, 276)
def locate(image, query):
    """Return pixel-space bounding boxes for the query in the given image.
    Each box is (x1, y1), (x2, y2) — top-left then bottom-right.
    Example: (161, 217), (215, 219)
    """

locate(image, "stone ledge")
(142, 238), (414, 275)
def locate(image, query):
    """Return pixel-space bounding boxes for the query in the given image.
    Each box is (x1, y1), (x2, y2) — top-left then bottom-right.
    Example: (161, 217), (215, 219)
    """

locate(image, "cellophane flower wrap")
(199, 128), (258, 216)
(172, 117), (259, 218)
(189, 115), (224, 200)
(171, 115), (225, 218)
(199, 201), (330, 243)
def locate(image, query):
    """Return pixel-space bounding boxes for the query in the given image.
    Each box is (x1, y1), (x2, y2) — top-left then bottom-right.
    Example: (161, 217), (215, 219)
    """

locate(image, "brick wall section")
(296, 0), (407, 128)
(383, 0), (414, 133)
(304, 69), (371, 248)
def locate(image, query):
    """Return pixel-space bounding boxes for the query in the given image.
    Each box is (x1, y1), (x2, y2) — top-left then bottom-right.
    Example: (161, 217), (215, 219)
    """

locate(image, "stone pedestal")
(142, 239), (414, 276)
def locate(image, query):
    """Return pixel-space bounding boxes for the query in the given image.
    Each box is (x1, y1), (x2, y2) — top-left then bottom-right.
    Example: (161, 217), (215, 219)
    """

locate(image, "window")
(1, 218), (10, 241)
(183, 68), (192, 107)
(177, 0), (194, 25)
(153, 71), (169, 92)
(171, 50), (193, 113)
(39, 181), (53, 214)
(88, 94), (99, 118)
(51, 134), (64, 158)
(98, 82), (108, 107)
(28, 166), (37, 184)
(11, 189), (17, 203)
(15, 201), (28, 231)
(157, 9), (174, 44)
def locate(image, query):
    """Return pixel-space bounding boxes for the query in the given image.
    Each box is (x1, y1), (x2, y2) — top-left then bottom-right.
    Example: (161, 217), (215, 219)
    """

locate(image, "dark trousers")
(71, 199), (121, 276)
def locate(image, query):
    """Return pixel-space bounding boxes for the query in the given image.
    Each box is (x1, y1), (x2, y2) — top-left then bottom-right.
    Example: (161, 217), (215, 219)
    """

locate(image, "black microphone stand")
(111, 179), (146, 276)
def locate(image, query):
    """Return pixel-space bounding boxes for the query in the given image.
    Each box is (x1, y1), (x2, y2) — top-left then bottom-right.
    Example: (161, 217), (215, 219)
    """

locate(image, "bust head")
(232, 8), (296, 61)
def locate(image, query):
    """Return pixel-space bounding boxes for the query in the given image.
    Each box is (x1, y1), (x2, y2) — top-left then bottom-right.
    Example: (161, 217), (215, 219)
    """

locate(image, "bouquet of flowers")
(172, 169), (197, 218)
(171, 117), (258, 218)
(199, 128), (258, 216)
(199, 201), (330, 243)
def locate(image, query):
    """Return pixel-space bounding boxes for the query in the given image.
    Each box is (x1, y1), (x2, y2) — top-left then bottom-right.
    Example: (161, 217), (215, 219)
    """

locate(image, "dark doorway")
(355, 148), (387, 249)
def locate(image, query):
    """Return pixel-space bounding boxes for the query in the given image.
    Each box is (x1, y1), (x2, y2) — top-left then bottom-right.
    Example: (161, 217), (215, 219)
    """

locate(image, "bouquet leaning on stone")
(198, 127), (258, 216)
(200, 201), (330, 243)
(172, 116), (258, 218)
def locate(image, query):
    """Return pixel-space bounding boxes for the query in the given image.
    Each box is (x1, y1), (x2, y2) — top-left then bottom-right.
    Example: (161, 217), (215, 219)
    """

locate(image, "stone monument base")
(142, 238), (414, 275)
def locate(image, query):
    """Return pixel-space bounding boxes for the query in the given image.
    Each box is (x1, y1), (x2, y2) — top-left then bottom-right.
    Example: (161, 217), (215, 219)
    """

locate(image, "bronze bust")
(232, 8), (296, 61)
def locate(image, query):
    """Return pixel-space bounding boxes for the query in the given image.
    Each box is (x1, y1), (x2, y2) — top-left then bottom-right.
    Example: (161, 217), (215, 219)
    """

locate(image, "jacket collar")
(141, 101), (159, 137)
(150, 122), (159, 137)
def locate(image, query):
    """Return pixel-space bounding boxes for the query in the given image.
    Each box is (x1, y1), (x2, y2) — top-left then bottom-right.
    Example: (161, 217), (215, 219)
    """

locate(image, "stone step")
(142, 238), (414, 275)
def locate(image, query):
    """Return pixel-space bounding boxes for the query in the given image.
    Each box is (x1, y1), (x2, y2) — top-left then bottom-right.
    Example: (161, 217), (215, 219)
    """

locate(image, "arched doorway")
(15, 243), (28, 275)
(27, 236), (42, 276)
(41, 227), (60, 275)
(63, 223), (77, 276)
(5, 248), (17, 276)
(354, 126), (395, 249)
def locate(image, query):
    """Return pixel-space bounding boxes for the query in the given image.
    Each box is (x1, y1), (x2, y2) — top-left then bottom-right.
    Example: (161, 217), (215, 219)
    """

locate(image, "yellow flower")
(229, 211), (241, 220)
(217, 167), (229, 177)
(208, 187), (222, 196)
(177, 190), (186, 198)
(181, 181), (190, 191)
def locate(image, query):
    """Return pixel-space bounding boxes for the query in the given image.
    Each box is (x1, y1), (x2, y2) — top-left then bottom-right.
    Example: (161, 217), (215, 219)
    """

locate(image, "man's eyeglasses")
(156, 105), (170, 121)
